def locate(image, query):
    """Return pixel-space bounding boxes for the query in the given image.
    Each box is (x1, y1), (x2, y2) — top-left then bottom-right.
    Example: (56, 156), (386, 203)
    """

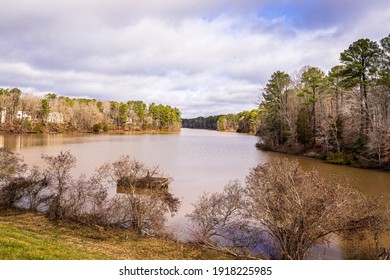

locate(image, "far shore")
(0, 128), (181, 136)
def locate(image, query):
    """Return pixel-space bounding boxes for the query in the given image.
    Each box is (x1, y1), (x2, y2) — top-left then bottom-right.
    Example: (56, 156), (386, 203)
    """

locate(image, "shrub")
(92, 123), (103, 133)
(33, 123), (44, 133)
(188, 159), (387, 259)
(326, 151), (354, 165)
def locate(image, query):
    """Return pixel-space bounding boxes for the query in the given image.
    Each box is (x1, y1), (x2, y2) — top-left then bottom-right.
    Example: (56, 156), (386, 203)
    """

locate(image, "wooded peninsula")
(184, 35), (390, 170)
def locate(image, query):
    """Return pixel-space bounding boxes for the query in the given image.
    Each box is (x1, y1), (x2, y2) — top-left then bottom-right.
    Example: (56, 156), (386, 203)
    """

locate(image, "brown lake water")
(1, 128), (389, 259)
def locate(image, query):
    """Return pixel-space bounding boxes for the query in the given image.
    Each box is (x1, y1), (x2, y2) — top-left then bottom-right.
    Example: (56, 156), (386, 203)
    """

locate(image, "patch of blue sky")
(254, 1), (342, 31)
(256, 2), (302, 23)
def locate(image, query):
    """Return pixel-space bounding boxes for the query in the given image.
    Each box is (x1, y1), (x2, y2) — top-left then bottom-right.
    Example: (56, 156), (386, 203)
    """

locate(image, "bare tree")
(0, 149), (50, 211)
(0, 148), (26, 210)
(340, 194), (389, 260)
(19, 93), (41, 119)
(246, 159), (387, 259)
(0, 148), (26, 186)
(186, 181), (264, 257)
(0, 167), (50, 211)
(42, 150), (77, 220)
(98, 155), (181, 235)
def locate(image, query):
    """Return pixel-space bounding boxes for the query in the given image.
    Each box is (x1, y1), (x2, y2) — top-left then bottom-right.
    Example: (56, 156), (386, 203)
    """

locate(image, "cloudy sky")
(1, 0), (389, 117)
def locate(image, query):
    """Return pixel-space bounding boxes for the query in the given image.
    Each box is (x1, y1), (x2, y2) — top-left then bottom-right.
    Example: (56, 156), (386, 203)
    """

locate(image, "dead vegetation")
(0, 148), (181, 237)
(187, 159), (389, 259)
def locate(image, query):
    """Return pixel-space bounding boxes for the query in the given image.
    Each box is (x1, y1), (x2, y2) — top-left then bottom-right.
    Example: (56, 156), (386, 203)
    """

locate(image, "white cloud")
(0, 1), (389, 117)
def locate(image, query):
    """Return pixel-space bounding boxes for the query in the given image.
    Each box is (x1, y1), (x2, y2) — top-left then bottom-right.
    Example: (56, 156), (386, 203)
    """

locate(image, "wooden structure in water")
(116, 175), (170, 194)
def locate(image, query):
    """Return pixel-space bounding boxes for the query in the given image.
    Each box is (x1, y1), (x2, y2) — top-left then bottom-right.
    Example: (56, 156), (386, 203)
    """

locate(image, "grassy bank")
(0, 210), (234, 260)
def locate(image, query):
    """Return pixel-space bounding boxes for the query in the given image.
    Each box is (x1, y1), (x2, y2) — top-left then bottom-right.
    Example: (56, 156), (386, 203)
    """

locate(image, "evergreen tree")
(40, 99), (50, 123)
(300, 67), (326, 140)
(340, 38), (382, 134)
(261, 71), (291, 145)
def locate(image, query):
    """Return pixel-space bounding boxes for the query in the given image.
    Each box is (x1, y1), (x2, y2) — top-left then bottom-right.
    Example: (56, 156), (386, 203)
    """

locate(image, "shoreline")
(181, 126), (257, 135)
(0, 128), (181, 136)
(257, 145), (390, 173)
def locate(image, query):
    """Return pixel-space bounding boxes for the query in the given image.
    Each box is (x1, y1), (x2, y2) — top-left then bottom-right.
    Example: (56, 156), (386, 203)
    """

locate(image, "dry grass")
(0, 210), (235, 260)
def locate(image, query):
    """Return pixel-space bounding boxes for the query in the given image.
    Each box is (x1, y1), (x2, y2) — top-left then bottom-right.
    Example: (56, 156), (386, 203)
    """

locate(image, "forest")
(0, 91), (181, 133)
(257, 35), (390, 170)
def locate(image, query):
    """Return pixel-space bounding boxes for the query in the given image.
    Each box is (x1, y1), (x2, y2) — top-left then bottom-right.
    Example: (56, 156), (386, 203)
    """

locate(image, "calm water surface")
(1, 128), (389, 259)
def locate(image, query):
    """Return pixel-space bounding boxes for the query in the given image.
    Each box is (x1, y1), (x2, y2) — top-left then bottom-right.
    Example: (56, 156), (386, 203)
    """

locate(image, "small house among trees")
(16, 110), (31, 121)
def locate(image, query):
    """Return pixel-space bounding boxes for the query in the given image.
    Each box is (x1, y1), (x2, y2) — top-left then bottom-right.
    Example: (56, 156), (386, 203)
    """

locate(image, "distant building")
(16, 110), (31, 121)
(0, 109), (6, 124)
(47, 112), (64, 123)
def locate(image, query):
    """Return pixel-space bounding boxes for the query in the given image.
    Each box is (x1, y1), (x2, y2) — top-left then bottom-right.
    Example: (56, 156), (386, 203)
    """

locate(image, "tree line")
(0, 91), (181, 133)
(182, 115), (221, 130)
(1, 148), (387, 259)
(257, 35), (390, 169)
(182, 109), (260, 134)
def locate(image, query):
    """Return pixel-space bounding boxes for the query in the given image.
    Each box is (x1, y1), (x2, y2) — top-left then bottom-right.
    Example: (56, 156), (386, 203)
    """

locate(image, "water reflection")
(0, 133), (91, 151)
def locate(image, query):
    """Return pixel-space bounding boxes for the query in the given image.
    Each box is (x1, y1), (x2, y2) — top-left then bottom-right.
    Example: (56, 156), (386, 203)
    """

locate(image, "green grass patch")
(0, 210), (235, 260)
(0, 224), (104, 259)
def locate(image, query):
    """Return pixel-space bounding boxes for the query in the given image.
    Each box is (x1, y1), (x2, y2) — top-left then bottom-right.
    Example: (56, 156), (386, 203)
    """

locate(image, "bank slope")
(0, 211), (234, 260)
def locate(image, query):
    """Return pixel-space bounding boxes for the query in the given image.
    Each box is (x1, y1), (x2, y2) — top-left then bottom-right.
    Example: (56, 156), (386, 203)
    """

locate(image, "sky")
(0, 0), (389, 118)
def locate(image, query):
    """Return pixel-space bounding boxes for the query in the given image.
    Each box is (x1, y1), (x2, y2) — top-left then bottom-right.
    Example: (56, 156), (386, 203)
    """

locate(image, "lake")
(1, 128), (389, 259)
